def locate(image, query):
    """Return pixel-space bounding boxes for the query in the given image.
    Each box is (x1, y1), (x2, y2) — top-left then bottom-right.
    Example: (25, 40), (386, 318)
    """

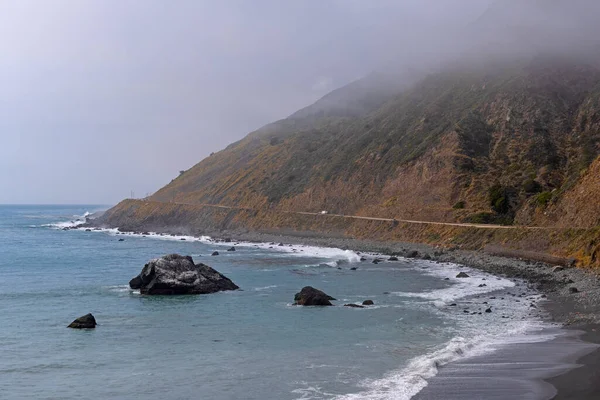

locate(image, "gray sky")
(0, 0), (547, 205)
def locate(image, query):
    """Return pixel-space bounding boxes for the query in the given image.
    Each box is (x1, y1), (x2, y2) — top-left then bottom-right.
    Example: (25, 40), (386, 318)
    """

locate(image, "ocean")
(0, 205), (566, 399)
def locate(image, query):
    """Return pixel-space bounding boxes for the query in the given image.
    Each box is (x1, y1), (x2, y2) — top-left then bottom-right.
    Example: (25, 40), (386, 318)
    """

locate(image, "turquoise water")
(0, 205), (551, 399)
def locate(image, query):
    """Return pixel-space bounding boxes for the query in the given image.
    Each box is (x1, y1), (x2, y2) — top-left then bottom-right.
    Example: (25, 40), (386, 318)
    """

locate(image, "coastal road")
(137, 199), (545, 230)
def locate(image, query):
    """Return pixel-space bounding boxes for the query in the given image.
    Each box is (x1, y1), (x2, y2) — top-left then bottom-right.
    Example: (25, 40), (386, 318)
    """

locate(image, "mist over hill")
(99, 0), (600, 261)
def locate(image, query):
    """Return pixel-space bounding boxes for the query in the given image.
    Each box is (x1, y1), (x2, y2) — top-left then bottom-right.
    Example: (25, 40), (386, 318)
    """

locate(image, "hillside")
(143, 56), (600, 229)
(97, 0), (600, 266)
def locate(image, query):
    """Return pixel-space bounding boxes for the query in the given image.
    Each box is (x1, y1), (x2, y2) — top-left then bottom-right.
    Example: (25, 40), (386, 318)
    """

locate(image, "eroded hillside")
(149, 57), (600, 228)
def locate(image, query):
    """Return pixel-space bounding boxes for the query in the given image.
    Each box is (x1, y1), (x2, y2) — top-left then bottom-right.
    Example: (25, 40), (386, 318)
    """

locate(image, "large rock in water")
(129, 254), (239, 295)
(294, 286), (336, 306)
(68, 313), (96, 329)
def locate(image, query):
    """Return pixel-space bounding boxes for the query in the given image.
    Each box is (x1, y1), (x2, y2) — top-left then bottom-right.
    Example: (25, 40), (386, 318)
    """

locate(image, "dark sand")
(414, 328), (598, 400)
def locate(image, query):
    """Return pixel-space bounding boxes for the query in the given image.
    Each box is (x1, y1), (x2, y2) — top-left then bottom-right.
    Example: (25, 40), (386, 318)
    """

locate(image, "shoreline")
(84, 223), (600, 399)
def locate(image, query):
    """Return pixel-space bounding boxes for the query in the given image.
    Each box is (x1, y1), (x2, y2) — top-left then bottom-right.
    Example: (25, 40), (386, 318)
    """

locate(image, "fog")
(0, 0), (598, 204)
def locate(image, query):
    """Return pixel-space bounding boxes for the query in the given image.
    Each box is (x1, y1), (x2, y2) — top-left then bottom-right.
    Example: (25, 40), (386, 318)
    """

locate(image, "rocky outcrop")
(294, 286), (335, 306)
(128, 254), (239, 295)
(456, 272), (470, 278)
(68, 313), (97, 329)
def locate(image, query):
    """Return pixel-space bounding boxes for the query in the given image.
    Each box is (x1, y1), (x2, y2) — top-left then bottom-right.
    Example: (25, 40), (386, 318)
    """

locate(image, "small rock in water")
(372, 259), (380, 264)
(485, 307), (492, 313)
(344, 304), (365, 308)
(362, 300), (374, 306)
(68, 313), (96, 329)
(388, 256), (399, 261)
(360, 257), (367, 262)
(118, 238), (125, 242)
(211, 251), (219, 256)
(449, 303), (457, 307)
(294, 286), (335, 306)
(456, 272), (470, 278)
(180, 238), (186, 241)
(278, 243), (284, 247)
(350, 267), (357, 271)
(227, 247), (236, 252)
(478, 284), (487, 287)
(444, 278), (450, 281)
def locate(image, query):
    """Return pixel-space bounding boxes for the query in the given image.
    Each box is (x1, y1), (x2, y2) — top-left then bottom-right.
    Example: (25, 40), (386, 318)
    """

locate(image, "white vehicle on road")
(320, 210), (328, 214)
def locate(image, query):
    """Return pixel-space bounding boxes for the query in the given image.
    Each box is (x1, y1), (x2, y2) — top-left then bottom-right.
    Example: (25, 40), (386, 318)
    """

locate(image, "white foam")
(333, 319), (557, 400)
(253, 285), (278, 291)
(392, 262), (515, 303)
(70, 225), (361, 266)
(234, 240), (361, 264)
(43, 212), (91, 229)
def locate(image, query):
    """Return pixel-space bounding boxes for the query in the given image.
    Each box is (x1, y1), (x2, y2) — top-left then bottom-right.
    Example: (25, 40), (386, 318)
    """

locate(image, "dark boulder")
(485, 307), (492, 313)
(227, 247), (236, 252)
(406, 250), (419, 258)
(372, 259), (380, 264)
(422, 254), (432, 260)
(294, 286), (335, 306)
(388, 256), (399, 261)
(118, 238), (125, 242)
(350, 267), (358, 270)
(211, 251), (219, 256)
(569, 287), (579, 294)
(456, 272), (470, 278)
(128, 254), (239, 295)
(362, 300), (374, 305)
(68, 313), (96, 329)
(360, 257), (367, 262)
(129, 275), (143, 289)
(344, 304), (365, 308)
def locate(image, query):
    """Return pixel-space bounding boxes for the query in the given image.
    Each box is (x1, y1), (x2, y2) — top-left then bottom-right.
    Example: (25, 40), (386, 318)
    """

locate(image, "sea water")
(0, 205), (556, 399)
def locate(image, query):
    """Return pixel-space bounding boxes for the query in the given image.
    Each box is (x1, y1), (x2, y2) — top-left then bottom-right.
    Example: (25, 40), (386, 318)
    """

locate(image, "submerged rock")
(294, 286), (335, 306)
(128, 254), (239, 295)
(456, 272), (470, 278)
(68, 313), (96, 329)
(344, 304), (365, 308)
(211, 251), (219, 256)
(227, 247), (236, 252)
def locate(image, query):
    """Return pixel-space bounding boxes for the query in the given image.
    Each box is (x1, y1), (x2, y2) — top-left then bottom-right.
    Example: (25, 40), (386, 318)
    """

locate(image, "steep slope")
(148, 57), (600, 227)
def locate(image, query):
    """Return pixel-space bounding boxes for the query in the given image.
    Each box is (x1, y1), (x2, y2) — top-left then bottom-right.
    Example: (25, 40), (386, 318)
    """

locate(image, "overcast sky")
(0, 0), (499, 204)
